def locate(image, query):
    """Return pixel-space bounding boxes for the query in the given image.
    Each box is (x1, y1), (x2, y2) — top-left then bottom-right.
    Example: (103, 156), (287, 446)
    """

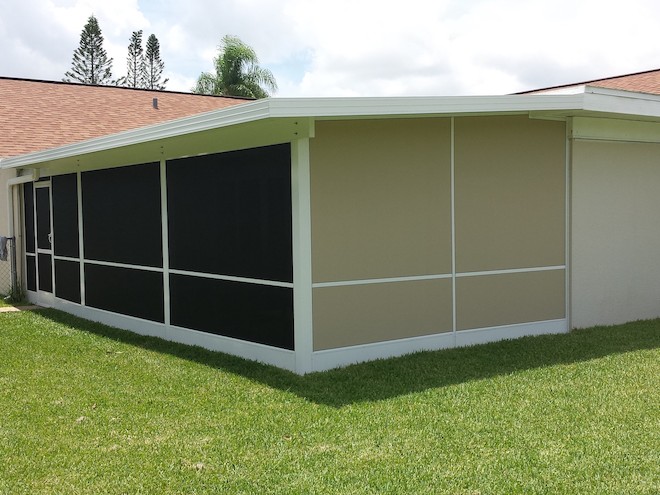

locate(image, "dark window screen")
(167, 144), (292, 282)
(82, 163), (162, 267)
(52, 174), (80, 258)
(55, 259), (81, 303)
(84, 263), (164, 323)
(37, 254), (52, 293)
(24, 183), (35, 254)
(26, 255), (36, 291)
(36, 187), (51, 251)
(170, 274), (294, 350)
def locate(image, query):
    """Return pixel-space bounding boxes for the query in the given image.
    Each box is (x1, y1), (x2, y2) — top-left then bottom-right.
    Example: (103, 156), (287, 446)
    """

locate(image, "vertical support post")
(9, 237), (17, 295)
(77, 171), (85, 305)
(291, 137), (314, 374)
(7, 182), (17, 295)
(564, 118), (572, 332)
(450, 117), (457, 344)
(160, 159), (171, 327)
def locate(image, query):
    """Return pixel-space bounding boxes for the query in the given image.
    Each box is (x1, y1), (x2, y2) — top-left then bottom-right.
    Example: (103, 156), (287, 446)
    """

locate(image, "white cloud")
(2, 0), (660, 96)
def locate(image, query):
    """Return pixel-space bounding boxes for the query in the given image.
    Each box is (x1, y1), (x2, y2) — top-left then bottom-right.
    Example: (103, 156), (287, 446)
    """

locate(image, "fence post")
(9, 237), (17, 296)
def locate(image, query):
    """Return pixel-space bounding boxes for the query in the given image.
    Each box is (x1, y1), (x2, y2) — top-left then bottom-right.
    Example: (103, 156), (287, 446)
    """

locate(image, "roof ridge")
(0, 75), (253, 101)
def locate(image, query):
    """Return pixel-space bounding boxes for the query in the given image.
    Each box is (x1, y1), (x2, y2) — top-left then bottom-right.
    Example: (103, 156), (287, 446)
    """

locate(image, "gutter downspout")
(5, 167), (37, 294)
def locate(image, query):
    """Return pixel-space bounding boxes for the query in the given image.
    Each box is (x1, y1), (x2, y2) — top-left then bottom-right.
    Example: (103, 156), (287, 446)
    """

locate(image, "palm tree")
(193, 35), (277, 98)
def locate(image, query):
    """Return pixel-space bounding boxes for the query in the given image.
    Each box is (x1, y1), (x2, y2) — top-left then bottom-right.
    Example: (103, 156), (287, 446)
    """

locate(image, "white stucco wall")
(571, 133), (660, 328)
(0, 168), (17, 294)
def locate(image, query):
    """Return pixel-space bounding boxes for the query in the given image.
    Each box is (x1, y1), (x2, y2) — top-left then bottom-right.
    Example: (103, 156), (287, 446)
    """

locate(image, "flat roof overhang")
(2, 87), (660, 174)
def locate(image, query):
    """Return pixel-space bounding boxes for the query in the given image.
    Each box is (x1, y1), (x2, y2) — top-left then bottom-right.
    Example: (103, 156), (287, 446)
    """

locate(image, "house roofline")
(0, 75), (254, 101)
(514, 67), (660, 94)
(3, 88), (660, 171)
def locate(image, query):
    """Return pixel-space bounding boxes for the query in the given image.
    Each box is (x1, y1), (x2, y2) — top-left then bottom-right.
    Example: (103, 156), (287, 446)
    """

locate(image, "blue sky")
(2, 0), (660, 96)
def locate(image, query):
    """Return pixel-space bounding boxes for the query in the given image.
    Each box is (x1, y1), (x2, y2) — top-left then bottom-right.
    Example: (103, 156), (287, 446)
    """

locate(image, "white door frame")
(33, 181), (55, 307)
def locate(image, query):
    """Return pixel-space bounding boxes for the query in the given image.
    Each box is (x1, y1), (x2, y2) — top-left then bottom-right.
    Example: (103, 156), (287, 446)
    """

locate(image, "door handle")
(48, 233), (52, 245)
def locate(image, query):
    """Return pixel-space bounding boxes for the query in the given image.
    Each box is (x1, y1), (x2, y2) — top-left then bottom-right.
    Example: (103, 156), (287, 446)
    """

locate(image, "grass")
(0, 298), (29, 308)
(0, 310), (658, 494)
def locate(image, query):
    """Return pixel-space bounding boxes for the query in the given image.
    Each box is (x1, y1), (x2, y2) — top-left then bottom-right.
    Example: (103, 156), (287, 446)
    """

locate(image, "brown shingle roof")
(517, 68), (660, 95)
(0, 77), (250, 157)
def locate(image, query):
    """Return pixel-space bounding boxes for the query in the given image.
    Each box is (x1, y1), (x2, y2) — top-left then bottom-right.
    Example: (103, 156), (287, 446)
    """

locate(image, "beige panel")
(572, 140), (660, 328)
(455, 116), (566, 272)
(310, 118), (451, 283)
(456, 270), (565, 331)
(313, 279), (452, 350)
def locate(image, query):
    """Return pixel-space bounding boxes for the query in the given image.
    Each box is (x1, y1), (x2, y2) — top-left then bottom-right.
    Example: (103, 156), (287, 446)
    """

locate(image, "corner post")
(291, 137), (314, 374)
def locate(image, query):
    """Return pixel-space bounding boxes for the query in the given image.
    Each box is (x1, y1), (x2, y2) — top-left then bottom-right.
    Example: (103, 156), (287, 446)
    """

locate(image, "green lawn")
(0, 297), (15, 308)
(0, 295), (29, 308)
(1, 310), (658, 494)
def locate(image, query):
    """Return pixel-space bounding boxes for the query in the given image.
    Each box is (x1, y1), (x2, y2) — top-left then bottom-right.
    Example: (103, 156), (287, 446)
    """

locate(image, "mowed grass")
(0, 298), (16, 308)
(0, 297), (30, 308)
(0, 310), (658, 494)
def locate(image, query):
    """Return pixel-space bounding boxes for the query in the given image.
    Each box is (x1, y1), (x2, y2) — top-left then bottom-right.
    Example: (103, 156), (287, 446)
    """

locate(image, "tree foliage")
(193, 35), (277, 98)
(144, 34), (168, 90)
(63, 15), (114, 85)
(122, 30), (146, 88)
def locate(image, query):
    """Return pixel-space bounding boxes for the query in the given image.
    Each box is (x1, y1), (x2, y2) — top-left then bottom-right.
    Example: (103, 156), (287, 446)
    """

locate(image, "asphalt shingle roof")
(518, 68), (660, 95)
(0, 77), (249, 158)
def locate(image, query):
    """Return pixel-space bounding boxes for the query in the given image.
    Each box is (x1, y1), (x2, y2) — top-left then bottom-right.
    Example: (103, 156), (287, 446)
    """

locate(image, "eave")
(2, 88), (660, 173)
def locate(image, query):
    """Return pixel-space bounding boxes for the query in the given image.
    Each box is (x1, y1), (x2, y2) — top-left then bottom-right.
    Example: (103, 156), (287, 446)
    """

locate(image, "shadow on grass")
(36, 309), (660, 408)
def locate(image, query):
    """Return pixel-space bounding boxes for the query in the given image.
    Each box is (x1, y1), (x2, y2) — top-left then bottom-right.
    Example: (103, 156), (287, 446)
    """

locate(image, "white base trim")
(49, 298), (297, 372)
(27, 290), (54, 308)
(35, 294), (566, 375)
(310, 319), (568, 373)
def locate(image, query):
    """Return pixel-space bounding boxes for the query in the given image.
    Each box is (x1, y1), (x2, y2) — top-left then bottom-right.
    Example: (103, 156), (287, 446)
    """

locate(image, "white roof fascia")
(582, 86), (660, 119)
(10, 91), (660, 171)
(527, 85), (587, 95)
(266, 94), (585, 118)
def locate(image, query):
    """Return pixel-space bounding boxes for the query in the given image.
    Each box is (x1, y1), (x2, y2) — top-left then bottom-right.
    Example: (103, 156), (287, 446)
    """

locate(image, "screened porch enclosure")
(23, 143), (294, 350)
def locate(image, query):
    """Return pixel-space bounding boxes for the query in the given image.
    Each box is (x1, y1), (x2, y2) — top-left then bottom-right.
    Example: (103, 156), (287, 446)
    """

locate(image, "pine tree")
(122, 30), (146, 88)
(144, 34), (168, 90)
(63, 15), (114, 85)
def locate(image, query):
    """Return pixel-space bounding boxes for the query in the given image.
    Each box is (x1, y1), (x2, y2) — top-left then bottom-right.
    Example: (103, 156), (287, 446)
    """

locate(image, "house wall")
(310, 116), (567, 352)
(0, 169), (11, 294)
(0, 170), (25, 294)
(571, 136), (660, 328)
(0, 169), (11, 235)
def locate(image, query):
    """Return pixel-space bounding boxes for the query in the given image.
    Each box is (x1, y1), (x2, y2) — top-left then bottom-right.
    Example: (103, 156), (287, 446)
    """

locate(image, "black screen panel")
(24, 183), (35, 254)
(167, 144), (292, 282)
(170, 274), (294, 350)
(82, 163), (162, 267)
(26, 255), (36, 292)
(37, 254), (52, 293)
(52, 174), (80, 258)
(84, 263), (164, 323)
(36, 187), (51, 251)
(55, 259), (81, 303)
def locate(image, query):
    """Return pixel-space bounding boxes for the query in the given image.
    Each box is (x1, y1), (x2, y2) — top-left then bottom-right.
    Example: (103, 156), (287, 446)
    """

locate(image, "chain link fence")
(0, 238), (21, 302)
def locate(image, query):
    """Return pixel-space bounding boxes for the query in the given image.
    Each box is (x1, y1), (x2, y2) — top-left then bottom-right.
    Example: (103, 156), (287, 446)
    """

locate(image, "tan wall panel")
(313, 279), (452, 350)
(456, 270), (565, 331)
(310, 118), (451, 283)
(455, 116), (565, 272)
(572, 140), (660, 328)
